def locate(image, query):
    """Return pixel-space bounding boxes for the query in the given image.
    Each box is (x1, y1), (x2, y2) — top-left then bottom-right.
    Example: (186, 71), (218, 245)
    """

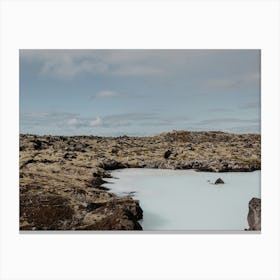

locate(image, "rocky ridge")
(20, 130), (261, 230)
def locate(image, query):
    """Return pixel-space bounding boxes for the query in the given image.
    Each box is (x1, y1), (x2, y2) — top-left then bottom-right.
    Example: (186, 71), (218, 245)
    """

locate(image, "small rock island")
(19, 130), (261, 230)
(214, 178), (225, 184)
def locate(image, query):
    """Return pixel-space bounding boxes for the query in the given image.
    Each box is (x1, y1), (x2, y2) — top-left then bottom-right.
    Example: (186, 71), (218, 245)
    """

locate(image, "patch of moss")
(20, 193), (73, 230)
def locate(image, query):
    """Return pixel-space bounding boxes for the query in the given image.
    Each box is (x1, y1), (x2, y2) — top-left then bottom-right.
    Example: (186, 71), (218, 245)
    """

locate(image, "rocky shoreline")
(19, 130), (261, 230)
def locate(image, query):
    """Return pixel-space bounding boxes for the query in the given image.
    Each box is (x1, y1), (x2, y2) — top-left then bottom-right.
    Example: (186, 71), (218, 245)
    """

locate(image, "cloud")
(66, 117), (103, 128)
(93, 91), (146, 99)
(190, 117), (260, 134)
(111, 65), (163, 76)
(208, 108), (232, 112)
(205, 79), (239, 89)
(100, 113), (191, 128)
(21, 110), (193, 133)
(39, 112), (190, 130)
(20, 50), (261, 88)
(20, 50), (165, 79)
(94, 90), (126, 98)
(101, 50), (216, 76)
(20, 49), (239, 79)
(21, 111), (104, 129)
(239, 101), (260, 109)
(21, 50), (108, 79)
(197, 118), (259, 126)
(65, 113), (154, 129)
(229, 124), (260, 133)
(204, 72), (260, 90)
(89, 117), (103, 127)
(21, 112), (78, 125)
(40, 59), (107, 79)
(98, 113), (154, 128)
(103, 112), (155, 122)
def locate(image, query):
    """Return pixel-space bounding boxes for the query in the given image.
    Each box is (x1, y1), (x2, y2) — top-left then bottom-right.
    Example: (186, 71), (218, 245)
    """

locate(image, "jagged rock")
(81, 208), (142, 230)
(80, 199), (143, 230)
(97, 159), (126, 170)
(86, 202), (105, 211)
(33, 139), (42, 150)
(214, 178), (224, 184)
(63, 152), (77, 159)
(20, 145), (25, 151)
(247, 197), (261, 230)
(111, 147), (119, 154)
(164, 150), (172, 159)
(87, 176), (107, 188)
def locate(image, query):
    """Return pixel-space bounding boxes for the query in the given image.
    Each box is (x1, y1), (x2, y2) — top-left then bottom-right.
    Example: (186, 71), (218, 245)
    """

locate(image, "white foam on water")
(103, 168), (261, 231)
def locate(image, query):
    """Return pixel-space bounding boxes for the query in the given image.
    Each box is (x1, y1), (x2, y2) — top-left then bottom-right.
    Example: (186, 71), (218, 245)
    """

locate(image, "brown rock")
(247, 197), (261, 231)
(20, 193), (74, 230)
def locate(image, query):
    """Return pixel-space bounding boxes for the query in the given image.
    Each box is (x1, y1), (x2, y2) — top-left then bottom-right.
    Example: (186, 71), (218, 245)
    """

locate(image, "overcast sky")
(20, 49), (260, 136)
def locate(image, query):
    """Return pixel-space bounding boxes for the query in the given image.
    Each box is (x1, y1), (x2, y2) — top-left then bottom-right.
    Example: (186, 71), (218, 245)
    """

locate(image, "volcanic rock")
(247, 197), (261, 230)
(214, 178), (224, 184)
(164, 150), (172, 159)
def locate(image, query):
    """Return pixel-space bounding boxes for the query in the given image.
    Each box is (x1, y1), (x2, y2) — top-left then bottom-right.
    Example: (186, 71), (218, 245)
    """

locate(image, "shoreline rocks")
(19, 130), (261, 230)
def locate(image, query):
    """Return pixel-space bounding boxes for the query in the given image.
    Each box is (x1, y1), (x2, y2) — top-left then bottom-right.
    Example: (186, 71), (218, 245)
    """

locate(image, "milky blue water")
(103, 169), (261, 231)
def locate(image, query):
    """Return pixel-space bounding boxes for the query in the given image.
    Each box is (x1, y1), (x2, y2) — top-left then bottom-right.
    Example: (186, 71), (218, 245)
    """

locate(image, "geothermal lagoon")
(104, 169), (261, 231)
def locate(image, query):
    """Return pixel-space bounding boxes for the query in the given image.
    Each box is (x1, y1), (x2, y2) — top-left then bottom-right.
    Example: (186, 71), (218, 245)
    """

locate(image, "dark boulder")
(73, 143), (88, 152)
(80, 200), (143, 230)
(164, 150), (172, 159)
(33, 139), (42, 150)
(214, 178), (224, 184)
(20, 145), (25, 151)
(86, 202), (105, 212)
(111, 147), (119, 154)
(97, 159), (126, 170)
(87, 176), (107, 189)
(63, 152), (77, 159)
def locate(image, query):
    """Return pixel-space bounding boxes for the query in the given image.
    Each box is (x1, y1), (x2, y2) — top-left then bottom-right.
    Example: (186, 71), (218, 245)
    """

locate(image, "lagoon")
(103, 169), (261, 231)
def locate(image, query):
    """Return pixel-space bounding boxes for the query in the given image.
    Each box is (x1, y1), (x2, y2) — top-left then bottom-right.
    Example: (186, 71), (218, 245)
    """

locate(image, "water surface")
(103, 169), (261, 231)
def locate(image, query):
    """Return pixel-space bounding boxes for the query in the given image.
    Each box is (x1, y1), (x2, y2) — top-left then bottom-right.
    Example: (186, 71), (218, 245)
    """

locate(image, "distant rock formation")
(214, 178), (224, 184)
(247, 197), (261, 231)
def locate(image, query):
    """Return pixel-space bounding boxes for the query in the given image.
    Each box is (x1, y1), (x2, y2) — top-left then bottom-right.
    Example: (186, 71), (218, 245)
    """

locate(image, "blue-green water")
(103, 169), (261, 231)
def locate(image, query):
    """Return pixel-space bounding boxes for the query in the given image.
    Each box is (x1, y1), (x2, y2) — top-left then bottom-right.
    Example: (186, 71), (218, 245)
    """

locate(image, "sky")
(20, 49), (260, 136)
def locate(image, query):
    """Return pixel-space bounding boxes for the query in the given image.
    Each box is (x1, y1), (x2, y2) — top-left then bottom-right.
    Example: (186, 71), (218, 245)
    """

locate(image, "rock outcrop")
(19, 130), (261, 230)
(214, 178), (224, 184)
(247, 197), (261, 231)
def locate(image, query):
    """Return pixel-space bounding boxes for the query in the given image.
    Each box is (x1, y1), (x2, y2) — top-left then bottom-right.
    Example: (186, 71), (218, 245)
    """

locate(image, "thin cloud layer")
(95, 90), (126, 98)
(20, 50), (261, 135)
(197, 118), (259, 126)
(204, 73), (260, 90)
(66, 117), (103, 127)
(21, 111), (193, 132)
(20, 50), (260, 81)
